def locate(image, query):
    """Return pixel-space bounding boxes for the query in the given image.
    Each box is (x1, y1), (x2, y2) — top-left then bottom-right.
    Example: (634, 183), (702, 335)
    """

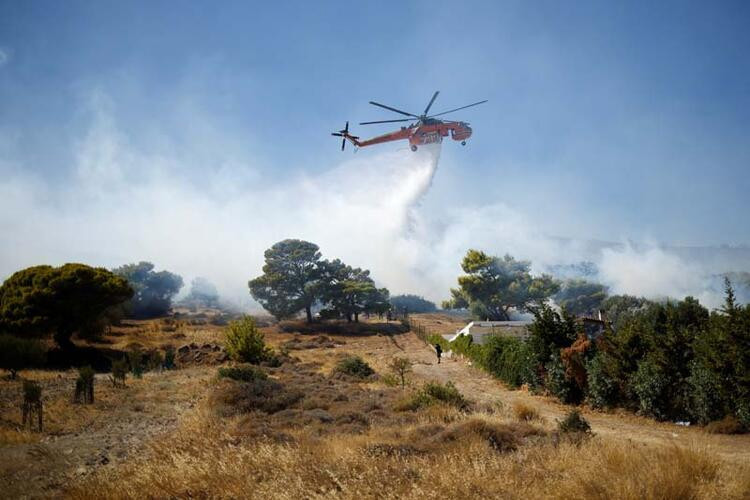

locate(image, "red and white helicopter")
(332, 91), (487, 152)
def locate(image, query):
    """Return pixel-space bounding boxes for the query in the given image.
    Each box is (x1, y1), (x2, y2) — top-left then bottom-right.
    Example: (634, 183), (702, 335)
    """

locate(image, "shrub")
(558, 409), (591, 434)
(513, 401), (540, 422)
(110, 358), (128, 387)
(22, 380), (43, 431)
(334, 356), (374, 378)
(687, 361), (727, 425)
(394, 391), (435, 412)
(128, 348), (144, 379)
(0, 335), (46, 379)
(705, 415), (745, 435)
(218, 365), (268, 382)
(74, 366), (95, 404)
(586, 352), (619, 409)
(146, 350), (163, 371)
(423, 381), (467, 407)
(388, 356), (412, 388)
(163, 347), (176, 370)
(631, 358), (671, 420)
(482, 336), (537, 389)
(224, 316), (271, 364)
(545, 352), (581, 404)
(396, 381), (469, 411)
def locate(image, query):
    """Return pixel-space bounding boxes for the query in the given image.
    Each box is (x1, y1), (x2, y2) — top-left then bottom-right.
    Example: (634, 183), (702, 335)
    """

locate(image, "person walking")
(434, 343), (442, 364)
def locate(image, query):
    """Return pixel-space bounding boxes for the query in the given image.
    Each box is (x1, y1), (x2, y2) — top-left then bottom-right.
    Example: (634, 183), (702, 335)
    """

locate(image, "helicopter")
(332, 91), (487, 152)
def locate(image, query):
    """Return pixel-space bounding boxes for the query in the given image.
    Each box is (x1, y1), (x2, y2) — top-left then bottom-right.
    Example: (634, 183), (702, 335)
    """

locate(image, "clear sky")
(1, 1), (749, 304)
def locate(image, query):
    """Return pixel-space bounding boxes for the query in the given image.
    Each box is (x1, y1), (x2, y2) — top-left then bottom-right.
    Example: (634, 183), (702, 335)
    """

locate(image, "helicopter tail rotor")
(331, 121), (360, 151)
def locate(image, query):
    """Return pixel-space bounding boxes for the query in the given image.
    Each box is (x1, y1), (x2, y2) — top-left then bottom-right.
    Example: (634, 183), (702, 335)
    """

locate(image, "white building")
(442, 320), (533, 345)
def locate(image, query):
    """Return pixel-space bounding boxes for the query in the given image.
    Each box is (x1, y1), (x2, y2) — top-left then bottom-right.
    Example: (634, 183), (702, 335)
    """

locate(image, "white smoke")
(0, 90), (743, 310)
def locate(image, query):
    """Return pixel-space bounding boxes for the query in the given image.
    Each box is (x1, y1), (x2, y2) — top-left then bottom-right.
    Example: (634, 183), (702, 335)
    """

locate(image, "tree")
(0, 264), (133, 349)
(0, 335), (46, 379)
(554, 279), (608, 316)
(600, 294), (653, 331)
(319, 260), (380, 322)
(224, 316), (272, 364)
(444, 250), (559, 320)
(248, 239), (322, 322)
(528, 304), (578, 368)
(185, 277), (220, 308)
(113, 262), (183, 318)
(390, 294), (437, 314)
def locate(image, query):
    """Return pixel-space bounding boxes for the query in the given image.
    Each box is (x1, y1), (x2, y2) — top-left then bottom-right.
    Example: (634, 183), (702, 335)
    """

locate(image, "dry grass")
(66, 402), (749, 500)
(705, 415), (746, 435)
(513, 401), (542, 422)
(0, 428), (41, 446)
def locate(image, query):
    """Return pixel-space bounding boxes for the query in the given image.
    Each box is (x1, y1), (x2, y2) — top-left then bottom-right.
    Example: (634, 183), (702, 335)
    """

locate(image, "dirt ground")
(1, 314), (749, 498)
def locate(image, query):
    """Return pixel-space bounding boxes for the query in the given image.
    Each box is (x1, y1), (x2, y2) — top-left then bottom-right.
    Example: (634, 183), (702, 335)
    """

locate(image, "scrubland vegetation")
(1, 240), (749, 498)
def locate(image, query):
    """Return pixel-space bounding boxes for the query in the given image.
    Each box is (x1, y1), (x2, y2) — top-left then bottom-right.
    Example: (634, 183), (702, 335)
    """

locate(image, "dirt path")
(358, 331), (750, 463)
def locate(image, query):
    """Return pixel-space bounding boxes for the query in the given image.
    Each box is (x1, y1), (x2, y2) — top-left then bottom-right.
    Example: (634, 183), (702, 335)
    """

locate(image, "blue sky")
(1, 1), (749, 303)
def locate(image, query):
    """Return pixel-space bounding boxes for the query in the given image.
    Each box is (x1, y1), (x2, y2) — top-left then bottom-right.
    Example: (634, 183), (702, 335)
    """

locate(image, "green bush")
(558, 409), (591, 434)
(128, 348), (144, 379)
(74, 365), (95, 404)
(545, 352), (580, 404)
(110, 358), (128, 387)
(481, 336), (536, 388)
(585, 352), (619, 409)
(163, 347), (176, 370)
(423, 381), (468, 408)
(224, 316), (271, 364)
(394, 391), (434, 412)
(335, 356), (374, 378)
(687, 361), (727, 425)
(218, 364), (268, 382)
(146, 350), (163, 371)
(395, 381), (468, 411)
(0, 334), (46, 379)
(631, 358), (671, 420)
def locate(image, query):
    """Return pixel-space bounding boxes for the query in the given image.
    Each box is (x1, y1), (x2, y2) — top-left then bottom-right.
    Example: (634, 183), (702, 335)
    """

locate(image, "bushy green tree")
(225, 316), (271, 364)
(600, 294), (654, 331)
(554, 279), (608, 316)
(528, 304), (578, 368)
(248, 239), (322, 322)
(319, 259), (388, 322)
(585, 350), (619, 409)
(0, 264), (133, 349)
(443, 250), (559, 320)
(390, 294), (436, 314)
(0, 335), (46, 378)
(113, 262), (183, 318)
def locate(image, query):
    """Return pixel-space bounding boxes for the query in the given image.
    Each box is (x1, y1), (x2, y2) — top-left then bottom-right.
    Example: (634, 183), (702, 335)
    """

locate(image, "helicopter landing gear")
(410, 145), (418, 152)
(461, 141), (466, 146)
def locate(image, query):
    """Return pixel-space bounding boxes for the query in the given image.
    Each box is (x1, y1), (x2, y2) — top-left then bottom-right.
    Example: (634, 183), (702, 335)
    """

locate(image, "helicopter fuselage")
(355, 120), (472, 151)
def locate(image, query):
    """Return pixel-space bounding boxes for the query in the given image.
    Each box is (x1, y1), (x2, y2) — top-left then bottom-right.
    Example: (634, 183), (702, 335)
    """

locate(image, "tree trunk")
(354, 312), (359, 323)
(305, 306), (313, 323)
(346, 313), (352, 323)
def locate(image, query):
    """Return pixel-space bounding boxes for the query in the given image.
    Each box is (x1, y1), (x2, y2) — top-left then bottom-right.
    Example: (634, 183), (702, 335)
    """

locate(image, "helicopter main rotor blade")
(423, 91), (440, 115)
(369, 101), (419, 118)
(359, 118), (414, 125)
(429, 100), (488, 118)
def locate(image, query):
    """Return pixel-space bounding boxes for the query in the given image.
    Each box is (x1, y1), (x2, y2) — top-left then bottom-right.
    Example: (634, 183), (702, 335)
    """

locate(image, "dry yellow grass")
(512, 400), (542, 422)
(67, 399), (750, 500)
